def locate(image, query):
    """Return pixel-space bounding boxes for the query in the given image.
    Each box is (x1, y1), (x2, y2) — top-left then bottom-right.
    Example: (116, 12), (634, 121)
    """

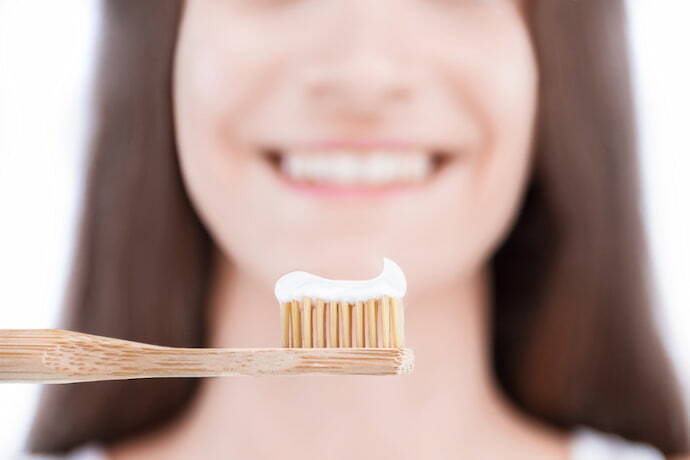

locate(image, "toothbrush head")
(275, 258), (407, 348)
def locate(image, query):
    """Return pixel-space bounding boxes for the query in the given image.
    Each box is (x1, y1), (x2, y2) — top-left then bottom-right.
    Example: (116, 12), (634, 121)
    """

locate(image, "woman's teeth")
(278, 151), (434, 186)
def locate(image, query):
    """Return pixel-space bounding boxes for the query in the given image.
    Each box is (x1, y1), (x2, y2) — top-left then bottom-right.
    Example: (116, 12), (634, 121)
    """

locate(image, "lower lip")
(275, 175), (417, 198)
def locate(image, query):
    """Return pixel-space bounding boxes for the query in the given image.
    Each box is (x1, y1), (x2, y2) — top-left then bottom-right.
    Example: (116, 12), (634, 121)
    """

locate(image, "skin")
(110, 0), (578, 458)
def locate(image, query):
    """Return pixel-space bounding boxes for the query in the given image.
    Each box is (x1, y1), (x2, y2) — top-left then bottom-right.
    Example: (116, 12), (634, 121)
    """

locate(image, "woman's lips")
(262, 146), (453, 198)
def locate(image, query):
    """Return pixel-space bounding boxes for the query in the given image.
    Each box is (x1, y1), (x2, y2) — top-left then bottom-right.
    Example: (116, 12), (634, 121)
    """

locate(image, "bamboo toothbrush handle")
(0, 329), (413, 383)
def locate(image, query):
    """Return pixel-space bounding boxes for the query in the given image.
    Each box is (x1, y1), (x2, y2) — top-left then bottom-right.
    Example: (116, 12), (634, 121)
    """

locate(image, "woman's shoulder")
(569, 426), (666, 460)
(12, 444), (105, 460)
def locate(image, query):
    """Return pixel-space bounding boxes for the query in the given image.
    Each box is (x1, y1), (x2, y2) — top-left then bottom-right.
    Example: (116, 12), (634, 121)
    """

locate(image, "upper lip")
(298, 139), (428, 151)
(262, 138), (457, 156)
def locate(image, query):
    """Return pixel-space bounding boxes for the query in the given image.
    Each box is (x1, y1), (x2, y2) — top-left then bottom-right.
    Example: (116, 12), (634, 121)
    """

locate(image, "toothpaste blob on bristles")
(274, 257), (407, 303)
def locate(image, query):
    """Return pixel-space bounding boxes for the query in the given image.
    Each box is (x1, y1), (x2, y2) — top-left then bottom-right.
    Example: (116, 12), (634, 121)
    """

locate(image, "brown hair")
(28, 0), (689, 456)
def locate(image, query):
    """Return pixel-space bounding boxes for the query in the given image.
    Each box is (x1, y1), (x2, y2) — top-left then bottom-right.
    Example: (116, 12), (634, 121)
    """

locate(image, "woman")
(23, 0), (690, 458)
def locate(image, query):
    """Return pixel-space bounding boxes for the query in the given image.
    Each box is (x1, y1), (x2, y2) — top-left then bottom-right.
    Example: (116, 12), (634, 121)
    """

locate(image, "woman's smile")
(261, 139), (457, 198)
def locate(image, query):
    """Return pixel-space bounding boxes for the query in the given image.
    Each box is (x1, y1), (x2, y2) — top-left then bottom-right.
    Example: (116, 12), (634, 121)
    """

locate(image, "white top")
(569, 426), (665, 460)
(13, 444), (103, 460)
(14, 427), (666, 459)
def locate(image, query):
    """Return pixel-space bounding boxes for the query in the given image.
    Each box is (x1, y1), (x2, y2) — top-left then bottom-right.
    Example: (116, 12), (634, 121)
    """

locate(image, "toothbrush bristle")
(280, 296), (405, 348)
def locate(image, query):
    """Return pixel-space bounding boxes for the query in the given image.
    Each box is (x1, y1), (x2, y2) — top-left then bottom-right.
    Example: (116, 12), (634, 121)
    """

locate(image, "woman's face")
(174, 0), (537, 298)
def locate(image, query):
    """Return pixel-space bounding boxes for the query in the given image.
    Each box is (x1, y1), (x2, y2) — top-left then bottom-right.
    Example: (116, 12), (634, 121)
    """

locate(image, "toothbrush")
(0, 258), (413, 383)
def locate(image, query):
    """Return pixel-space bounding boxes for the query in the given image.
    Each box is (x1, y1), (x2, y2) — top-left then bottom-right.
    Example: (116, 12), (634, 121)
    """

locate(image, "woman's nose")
(301, 4), (414, 118)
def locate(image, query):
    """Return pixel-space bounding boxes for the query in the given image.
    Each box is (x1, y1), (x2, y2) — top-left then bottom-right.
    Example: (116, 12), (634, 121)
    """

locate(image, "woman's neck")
(109, 253), (570, 459)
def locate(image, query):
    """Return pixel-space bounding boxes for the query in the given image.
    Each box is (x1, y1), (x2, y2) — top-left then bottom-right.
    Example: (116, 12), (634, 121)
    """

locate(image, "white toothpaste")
(274, 257), (407, 303)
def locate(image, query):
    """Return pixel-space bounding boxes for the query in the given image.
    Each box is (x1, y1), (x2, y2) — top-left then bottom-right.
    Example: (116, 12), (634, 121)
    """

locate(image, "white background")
(1, 0), (688, 455)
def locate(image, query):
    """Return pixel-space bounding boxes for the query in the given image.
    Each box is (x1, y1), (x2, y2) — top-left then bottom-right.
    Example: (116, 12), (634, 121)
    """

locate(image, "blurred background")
(0, 0), (688, 455)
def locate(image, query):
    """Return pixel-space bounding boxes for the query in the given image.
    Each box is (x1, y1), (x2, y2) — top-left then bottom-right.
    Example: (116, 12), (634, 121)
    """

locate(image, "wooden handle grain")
(0, 329), (414, 383)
